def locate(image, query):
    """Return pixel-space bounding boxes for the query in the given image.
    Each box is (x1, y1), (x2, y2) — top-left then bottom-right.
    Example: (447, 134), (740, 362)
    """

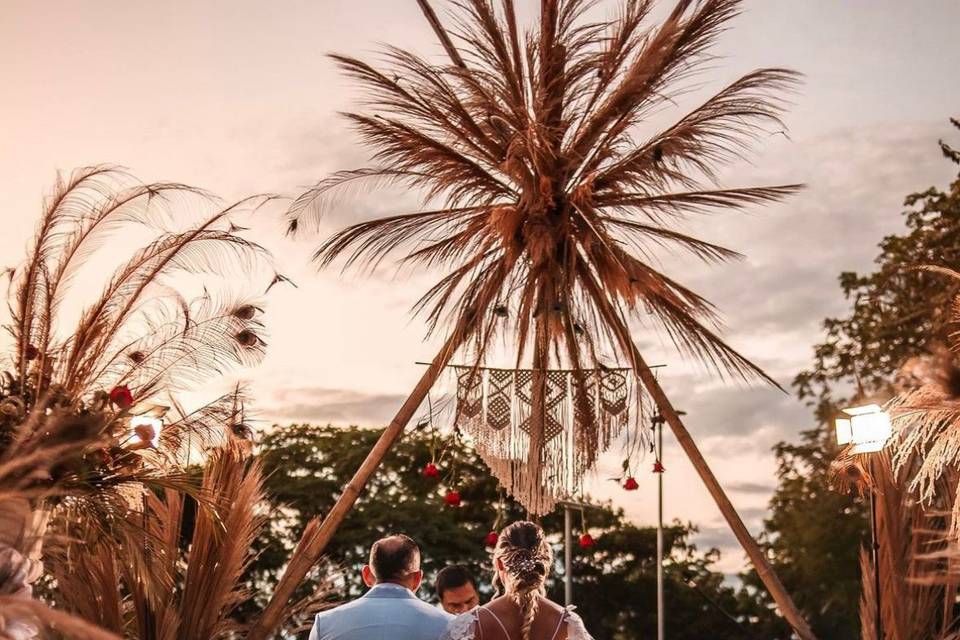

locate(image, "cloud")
(727, 481), (777, 495)
(262, 386), (407, 427)
(658, 375), (811, 442)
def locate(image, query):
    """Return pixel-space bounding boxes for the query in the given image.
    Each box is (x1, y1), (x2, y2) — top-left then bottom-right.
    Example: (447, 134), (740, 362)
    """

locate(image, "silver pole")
(564, 504), (573, 606)
(657, 416), (665, 640)
(869, 458), (881, 640)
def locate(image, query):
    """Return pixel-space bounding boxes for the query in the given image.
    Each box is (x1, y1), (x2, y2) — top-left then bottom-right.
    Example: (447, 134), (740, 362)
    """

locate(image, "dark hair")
(435, 564), (476, 599)
(369, 534), (420, 582)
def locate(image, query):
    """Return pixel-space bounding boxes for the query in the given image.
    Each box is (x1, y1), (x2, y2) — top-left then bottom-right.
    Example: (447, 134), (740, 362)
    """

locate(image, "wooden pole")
(629, 345), (817, 640)
(415, 0), (466, 68)
(246, 331), (462, 640)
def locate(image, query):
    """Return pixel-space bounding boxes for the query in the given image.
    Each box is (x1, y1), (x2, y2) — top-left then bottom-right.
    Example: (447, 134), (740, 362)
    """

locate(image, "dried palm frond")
(828, 446), (960, 640)
(853, 452), (960, 640)
(292, 0), (801, 388)
(0, 403), (120, 640)
(889, 269), (960, 537)
(0, 597), (121, 640)
(844, 276), (960, 638)
(0, 168), (278, 638)
(1, 167), (274, 501)
(48, 445), (334, 639)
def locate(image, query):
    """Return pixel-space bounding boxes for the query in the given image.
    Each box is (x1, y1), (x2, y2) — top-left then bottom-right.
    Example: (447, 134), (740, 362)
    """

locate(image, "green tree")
(248, 424), (775, 639)
(795, 118), (960, 414)
(745, 119), (960, 638)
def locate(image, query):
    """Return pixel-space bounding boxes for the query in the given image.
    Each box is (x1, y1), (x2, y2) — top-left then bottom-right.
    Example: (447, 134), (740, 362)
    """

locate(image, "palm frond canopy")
(294, 0), (800, 383)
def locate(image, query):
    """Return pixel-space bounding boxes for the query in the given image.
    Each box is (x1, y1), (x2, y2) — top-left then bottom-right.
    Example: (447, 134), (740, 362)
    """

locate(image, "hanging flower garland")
(483, 490), (507, 547)
(578, 504), (597, 549)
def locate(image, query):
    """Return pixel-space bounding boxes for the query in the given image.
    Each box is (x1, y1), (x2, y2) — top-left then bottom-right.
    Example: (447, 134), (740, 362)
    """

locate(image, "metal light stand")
(558, 498), (597, 607)
(564, 505), (573, 606)
(654, 413), (665, 640)
(869, 456), (882, 640)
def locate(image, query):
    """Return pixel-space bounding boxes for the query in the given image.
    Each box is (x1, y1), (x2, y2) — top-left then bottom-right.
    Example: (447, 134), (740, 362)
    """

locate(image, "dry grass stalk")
(48, 444), (332, 639)
(890, 268), (960, 537)
(0, 408), (122, 639)
(831, 449), (959, 639)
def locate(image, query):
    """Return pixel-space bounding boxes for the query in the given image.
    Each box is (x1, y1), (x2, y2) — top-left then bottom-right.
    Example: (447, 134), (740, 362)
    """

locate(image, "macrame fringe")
(453, 365), (644, 514)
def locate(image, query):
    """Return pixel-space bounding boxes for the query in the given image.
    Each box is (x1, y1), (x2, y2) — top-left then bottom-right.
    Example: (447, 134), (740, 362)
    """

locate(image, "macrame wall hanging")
(452, 364), (645, 514)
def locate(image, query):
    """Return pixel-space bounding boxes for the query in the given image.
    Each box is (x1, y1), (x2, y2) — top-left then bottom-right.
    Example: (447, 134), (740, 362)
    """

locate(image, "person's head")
(361, 534), (423, 592)
(491, 521), (553, 640)
(435, 565), (480, 614)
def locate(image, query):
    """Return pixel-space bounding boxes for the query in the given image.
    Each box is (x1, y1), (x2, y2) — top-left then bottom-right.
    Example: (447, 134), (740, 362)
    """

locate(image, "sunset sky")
(3, 0), (960, 573)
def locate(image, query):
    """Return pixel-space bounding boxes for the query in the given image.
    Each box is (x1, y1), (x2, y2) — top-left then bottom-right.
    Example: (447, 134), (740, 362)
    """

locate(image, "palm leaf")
(292, 0), (801, 389)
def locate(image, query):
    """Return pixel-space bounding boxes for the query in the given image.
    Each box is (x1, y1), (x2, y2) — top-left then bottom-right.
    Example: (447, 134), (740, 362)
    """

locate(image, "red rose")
(623, 476), (639, 491)
(444, 491), (462, 507)
(653, 461), (665, 474)
(109, 385), (134, 409)
(484, 531), (499, 547)
(423, 463), (440, 479)
(578, 534), (595, 549)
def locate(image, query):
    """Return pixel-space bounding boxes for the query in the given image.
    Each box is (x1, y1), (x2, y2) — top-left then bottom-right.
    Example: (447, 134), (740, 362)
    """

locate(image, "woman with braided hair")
(440, 521), (593, 640)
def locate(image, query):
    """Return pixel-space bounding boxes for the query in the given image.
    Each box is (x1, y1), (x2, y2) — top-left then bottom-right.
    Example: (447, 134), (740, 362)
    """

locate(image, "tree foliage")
(248, 424), (775, 639)
(795, 118), (960, 416)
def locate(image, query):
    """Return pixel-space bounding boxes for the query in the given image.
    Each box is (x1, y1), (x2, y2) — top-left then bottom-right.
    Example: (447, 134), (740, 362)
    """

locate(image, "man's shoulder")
(407, 596), (455, 622)
(310, 595), (452, 640)
(314, 593), (452, 622)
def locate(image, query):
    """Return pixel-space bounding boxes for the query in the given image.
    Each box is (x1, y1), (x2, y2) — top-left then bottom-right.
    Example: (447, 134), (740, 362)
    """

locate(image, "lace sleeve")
(440, 611), (479, 640)
(564, 607), (594, 640)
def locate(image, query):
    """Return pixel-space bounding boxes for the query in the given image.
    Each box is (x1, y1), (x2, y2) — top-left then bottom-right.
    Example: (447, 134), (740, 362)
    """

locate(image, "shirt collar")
(364, 582), (417, 599)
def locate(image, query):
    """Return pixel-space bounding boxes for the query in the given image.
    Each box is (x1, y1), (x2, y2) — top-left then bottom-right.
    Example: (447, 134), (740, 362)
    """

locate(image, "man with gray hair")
(308, 534), (453, 640)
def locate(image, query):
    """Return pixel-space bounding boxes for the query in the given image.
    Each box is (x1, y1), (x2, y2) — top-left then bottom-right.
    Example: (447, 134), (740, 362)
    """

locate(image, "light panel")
(835, 404), (891, 452)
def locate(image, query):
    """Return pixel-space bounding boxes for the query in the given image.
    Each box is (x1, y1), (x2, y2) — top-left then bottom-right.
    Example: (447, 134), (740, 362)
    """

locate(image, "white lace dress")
(440, 605), (593, 640)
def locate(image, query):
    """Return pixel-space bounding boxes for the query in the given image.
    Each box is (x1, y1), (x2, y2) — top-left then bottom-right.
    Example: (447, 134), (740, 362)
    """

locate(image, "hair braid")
(514, 588), (540, 640)
(491, 521), (553, 640)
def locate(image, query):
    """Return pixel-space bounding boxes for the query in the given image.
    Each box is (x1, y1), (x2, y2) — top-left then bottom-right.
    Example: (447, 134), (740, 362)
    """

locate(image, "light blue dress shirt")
(309, 583), (454, 640)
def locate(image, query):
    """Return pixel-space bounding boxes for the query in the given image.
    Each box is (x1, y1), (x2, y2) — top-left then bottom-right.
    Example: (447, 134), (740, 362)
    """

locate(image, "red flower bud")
(623, 476), (639, 491)
(423, 463), (440, 479)
(444, 491), (462, 507)
(109, 385), (134, 409)
(653, 461), (665, 474)
(578, 534), (595, 549)
(484, 531), (499, 547)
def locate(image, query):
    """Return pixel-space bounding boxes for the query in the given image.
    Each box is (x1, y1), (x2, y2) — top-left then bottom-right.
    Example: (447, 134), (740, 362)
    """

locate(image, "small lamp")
(835, 404), (891, 454)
